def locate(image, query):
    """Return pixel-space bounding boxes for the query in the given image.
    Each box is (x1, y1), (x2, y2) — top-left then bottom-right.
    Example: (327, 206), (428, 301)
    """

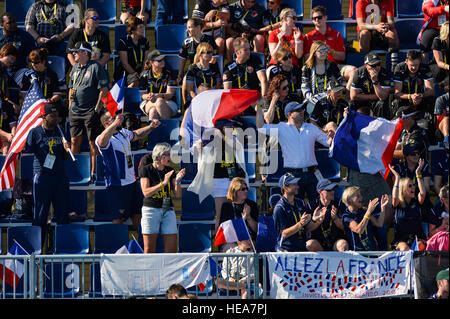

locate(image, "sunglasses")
(312, 15), (323, 21)
(280, 85), (289, 91)
(240, 186), (248, 191)
(89, 16), (99, 21)
(408, 184), (415, 188)
(282, 54), (292, 61)
(370, 63), (381, 68)
(31, 60), (42, 64)
(318, 48), (328, 53)
(201, 51), (213, 55)
(268, 1), (276, 4)
(410, 151), (420, 156)
(285, 15), (297, 20)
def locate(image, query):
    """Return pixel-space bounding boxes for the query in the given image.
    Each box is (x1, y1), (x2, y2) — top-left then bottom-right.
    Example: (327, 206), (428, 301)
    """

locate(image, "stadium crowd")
(0, 0), (448, 272)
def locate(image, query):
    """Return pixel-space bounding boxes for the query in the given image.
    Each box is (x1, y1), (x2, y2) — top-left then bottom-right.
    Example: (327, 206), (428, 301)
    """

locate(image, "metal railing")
(1, 252), (417, 299)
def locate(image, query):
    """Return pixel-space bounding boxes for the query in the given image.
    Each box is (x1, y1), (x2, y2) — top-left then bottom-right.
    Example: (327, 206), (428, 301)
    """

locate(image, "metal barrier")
(0, 252), (419, 299)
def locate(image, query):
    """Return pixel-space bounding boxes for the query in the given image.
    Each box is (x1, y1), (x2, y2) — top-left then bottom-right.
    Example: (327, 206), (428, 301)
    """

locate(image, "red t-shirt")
(355, 0), (395, 33)
(422, 0), (449, 30)
(127, 0), (141, 7)
(304, 25), (346, 65)
(268, 28), (304, 66)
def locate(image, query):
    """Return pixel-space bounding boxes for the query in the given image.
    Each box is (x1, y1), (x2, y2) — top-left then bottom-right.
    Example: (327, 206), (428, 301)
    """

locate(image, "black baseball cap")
(148, 50), (165, 61)
(364, 52), (381, 66)
(42, 103), (58, 116)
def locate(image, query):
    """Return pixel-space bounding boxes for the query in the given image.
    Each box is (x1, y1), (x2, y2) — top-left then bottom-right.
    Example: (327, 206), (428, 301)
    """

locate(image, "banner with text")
(267, 251), (413, 299)
(100, 253), (211, 296)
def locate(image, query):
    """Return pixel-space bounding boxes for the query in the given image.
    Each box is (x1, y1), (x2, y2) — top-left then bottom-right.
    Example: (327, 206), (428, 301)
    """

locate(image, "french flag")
(101, 77), (125, 117)
(183, 89), (261, 145)
(115, 238), (144, 254)
(0, 241), (29, 288)
(330, 109), (403, 179)
(214, 218), (251, 247)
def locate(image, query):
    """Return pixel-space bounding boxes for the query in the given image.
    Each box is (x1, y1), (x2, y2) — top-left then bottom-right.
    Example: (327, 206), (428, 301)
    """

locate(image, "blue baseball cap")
(278, 173), (300, 188)
(316, 179), (338, 192)
(284, 101), (306, 118)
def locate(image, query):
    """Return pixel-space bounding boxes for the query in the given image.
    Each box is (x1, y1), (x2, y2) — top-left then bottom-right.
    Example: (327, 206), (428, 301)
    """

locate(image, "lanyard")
(200, 67), (214, 88)
(282, 35), (296, 56)
(41, 4), (57, 21)
(237, 65), (247, 89)
(150, 71), (163, 93)
(366, 80), (371, 93)
(314, 73), (327, 92)
(407, 77), (418, 94)
(156, 169), (171, 198)
(83, 31), (89, 42)
(72, 67), (86, 89)
(117, 131), (132, 157)
(133, 47), (143, 66)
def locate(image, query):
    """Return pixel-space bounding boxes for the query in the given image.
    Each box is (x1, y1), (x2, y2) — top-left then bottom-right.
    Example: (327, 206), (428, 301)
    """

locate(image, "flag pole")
(57, 125), (76, 161)
(242, 217), (257, 253)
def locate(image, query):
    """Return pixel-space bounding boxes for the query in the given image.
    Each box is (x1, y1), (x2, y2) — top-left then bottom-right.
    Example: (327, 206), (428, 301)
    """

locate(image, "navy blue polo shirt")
(342, 207), (379, 251)
(394, 198), (437, 241)
(273, 196), (307, 252)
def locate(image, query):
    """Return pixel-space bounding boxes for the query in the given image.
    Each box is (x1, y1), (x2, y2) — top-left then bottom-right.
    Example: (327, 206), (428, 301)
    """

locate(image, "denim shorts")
(141, 206), (178, 235)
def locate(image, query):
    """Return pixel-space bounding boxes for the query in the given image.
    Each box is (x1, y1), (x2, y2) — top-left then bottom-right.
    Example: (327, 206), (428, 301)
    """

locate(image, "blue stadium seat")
(94, 224), (129, 253)
(429, 146), (447, 177)
(256, 215), (276, 252)
(114, 24), (128, 51)
(180, 189), (215, 221)
(315, 148), (340, 181)
(64, 153), (91, 186)
(245, 149), (256, 184)
(124, 87), (143, 116)
(67, 190), (87, 222)
(164, 54), (182, 78)
(264, 149), (285, 184)
(43, 263), (80, 298)
(47, 56), (66, 88)
(20, 154), (34, 180)
(283, 0), (304, 20)
(311, 0), (343, 20)
(215, 54), (224, 76)
(93, 189), (113, 221)
(155, 24), (187, 54)
(146, 118), (180, 151)
(179, 150), (198, 184)
(395, 20), (423, 50)
(95, 154), (106, 186)
(7, 225), (42, 255)
(334, 186), (346, 200)
(396, 0), (424, 18)
(54, 224), (90, 254)
(133, 150), (147, 177)
(327, 21), (347, 44)
(248, 187), (257, 202)
(5, 0), (41, 25)
(345, 52), (365, 68)
(85, 0), (116, 24)
(178, 223), (212, 252)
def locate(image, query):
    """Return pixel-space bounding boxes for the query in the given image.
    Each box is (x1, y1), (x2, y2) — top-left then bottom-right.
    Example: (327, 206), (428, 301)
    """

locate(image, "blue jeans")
(155, 0), (185, 28)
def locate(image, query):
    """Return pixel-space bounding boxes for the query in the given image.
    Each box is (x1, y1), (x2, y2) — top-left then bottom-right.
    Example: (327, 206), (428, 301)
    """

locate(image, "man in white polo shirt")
(96, 109), (160, 227)
(256, 101), (334, 201)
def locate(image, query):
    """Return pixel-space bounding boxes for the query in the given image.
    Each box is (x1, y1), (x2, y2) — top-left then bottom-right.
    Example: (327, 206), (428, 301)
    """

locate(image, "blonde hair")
(152, 142), (171, 162)
(279, 8), (296, 21)
(342, 186), (361, 207)
(233, 37), (249, 51)
(227, 177), (247, 202)
(439, 184), (449, 199)
(275, 47), (290, 62)
(193, 42), (213, 64)
(305, 41), (327, 69)
(398, 177), (413, 208)
(440, 21), (449, 41)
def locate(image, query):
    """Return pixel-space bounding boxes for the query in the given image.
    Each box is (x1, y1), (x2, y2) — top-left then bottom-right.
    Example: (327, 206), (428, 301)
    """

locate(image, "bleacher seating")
(54, 224), (90, 254)
(180, 189), (215, 221)
(283, 0), (304, 20)
(94, 224), (129, 253)
(178, 223), (212, 252)
(124, 87), (144, 116)
(395, 19), (424, 50)
(93, 189), (114, 221)
(47, 56), (66, 89)
(7, 225), (42, 255)
(155, 24), (187, 54)
(311, 0), (343, 20)
(396, 0), (424, 18)
(327, 21), (347, 43)
(64, 153), (91, 186)
(43, 263), (80, 298)
(67, 190), (88, 222)
(85, 0), (116, 24)
(146, 118), (180, 151)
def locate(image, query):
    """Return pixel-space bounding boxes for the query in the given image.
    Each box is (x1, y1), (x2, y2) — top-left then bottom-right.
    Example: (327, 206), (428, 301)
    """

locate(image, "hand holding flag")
(215, 218), (251, 247)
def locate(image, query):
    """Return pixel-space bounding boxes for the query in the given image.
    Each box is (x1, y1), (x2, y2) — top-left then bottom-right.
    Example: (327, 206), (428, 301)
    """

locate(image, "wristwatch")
(372, 80), (380, 86)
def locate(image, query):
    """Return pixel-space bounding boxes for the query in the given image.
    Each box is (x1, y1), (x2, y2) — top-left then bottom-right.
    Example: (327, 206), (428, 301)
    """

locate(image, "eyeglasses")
(312, 15), (323, 21)
(201, 51), (213, 55)
(281, 54), (292, 61)
(240, 186), (248, 191)
(90, 16), (99, 21)
(267, 1), (276, 4)
(280, 85), (289, 91)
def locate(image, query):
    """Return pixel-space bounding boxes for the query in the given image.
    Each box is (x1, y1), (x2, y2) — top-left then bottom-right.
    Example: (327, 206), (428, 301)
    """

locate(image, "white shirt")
(95, 128), (136, 187)
(259, 122), (330, 169)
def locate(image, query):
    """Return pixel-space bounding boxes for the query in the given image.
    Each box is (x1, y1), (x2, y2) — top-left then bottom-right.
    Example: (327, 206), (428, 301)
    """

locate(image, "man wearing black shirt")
(310, 79), (348, 129)
(350, 52), (391, 119)
(393, 50), (435, 134)
(226, 0), (266, 61)
(223, 37), (267, 115)
(67, 8), (111, 68)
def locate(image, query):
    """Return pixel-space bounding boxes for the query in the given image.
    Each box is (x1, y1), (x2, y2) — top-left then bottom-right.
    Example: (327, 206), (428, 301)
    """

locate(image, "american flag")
(0, 81), (46, 190)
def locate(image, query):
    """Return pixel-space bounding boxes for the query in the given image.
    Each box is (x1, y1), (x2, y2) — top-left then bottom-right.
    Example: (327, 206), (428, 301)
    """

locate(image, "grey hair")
(152, 142), (171, 162)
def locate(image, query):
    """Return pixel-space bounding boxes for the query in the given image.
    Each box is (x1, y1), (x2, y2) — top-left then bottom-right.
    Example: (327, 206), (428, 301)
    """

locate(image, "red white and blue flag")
(330, 109), (403, 179)
(215, 218), (251, 247)
(183, 89), (261, 145)
(0, 81), (46, 191)
(0, 241), (29, 288)
(102, 76), (125, 117)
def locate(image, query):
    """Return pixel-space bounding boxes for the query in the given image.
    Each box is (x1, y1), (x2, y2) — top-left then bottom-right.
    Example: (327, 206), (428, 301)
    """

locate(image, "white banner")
(268, 251), (413, 299)
(100, 253), (211, 296)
